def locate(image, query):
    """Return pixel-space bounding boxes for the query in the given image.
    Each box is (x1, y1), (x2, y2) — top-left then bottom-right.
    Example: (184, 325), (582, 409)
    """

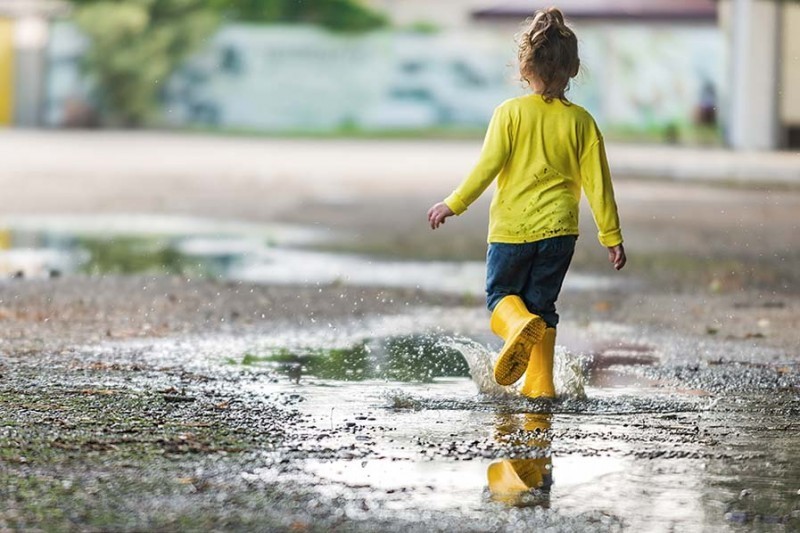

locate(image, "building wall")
(46, 22), (725, 140)
(48, 23), (520, 131)
(366, 0), (486, 29)
(570, 22), (724, 137)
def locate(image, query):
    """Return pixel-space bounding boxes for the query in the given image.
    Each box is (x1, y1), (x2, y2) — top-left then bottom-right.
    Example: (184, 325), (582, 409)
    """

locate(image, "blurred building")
(4, 0), (798, 150)
(473, 0), (723, 144)
(373, 0), (800, 150)
(156, 0), (726, 142)
(0, 0), (67, 127)
(48, 23), (518, 132)
(46, 16), (724, 141)
(367, 0), (488, 29)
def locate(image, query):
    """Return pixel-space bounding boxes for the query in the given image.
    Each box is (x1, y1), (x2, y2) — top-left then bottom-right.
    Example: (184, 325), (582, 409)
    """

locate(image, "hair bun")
(543, 7), (565, 26)
(528, 7), (571, 46)
(543, 7), (573, 37)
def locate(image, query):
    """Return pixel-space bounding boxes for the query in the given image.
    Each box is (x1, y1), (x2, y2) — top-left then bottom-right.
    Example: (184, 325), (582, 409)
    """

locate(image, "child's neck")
(530, 87), (567, 101)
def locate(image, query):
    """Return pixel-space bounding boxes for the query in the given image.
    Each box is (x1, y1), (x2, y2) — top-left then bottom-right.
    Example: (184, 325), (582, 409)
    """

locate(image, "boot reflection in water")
(487, 413), (553, 507)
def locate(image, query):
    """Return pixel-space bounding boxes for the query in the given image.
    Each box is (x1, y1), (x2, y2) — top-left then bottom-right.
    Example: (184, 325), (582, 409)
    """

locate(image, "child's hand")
(427, 202), (455, 230)
(607, 244), (626, 270)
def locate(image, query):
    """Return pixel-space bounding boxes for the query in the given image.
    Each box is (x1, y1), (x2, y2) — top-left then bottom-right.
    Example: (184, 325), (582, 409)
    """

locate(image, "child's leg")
(521, 235), (577, 327)
(485, 242), (547, 386)
(485, 243), (534, 311)
(519, 235), (577, 399)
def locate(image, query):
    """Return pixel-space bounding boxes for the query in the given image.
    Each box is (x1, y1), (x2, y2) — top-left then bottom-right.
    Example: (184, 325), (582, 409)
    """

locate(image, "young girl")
(427, 7), (626, 399)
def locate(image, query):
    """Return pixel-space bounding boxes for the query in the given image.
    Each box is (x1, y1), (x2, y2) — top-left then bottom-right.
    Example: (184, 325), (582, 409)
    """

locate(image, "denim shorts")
(485, 235), (577, 328)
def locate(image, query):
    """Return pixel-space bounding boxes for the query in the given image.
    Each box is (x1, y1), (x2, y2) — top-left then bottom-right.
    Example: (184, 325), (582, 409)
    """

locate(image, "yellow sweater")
(444, 94), (622, 247)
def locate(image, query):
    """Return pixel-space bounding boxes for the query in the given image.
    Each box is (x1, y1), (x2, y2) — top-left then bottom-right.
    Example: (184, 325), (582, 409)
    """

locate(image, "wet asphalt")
(0, 211), (798, 531)
(1, 303), (798, 532)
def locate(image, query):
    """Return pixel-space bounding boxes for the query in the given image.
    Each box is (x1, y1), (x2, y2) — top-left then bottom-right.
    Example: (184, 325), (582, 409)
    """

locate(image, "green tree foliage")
(208, 0), (388, 32)
(72, 0), (218, 126)
(69, 0), (386, 125)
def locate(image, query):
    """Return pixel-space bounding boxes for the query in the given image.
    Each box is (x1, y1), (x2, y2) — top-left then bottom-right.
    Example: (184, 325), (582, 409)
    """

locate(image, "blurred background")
(0, 0), (798, 292)
(0, 0), (797, 148)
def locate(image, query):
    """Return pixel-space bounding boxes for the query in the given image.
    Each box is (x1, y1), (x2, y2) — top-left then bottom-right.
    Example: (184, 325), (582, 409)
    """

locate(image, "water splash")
(553, 345), (590, 400)
(442, 336), (514, 397)
(441, 336), (590, 400)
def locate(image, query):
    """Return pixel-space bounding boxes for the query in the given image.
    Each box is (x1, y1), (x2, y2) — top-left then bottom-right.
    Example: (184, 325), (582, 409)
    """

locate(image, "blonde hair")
(518, 7), (580, 102)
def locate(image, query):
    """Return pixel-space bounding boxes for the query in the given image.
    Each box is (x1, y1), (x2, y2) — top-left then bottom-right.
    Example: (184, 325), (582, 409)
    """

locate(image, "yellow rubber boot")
(520, 327), (556, 399)
(490, 295), (546, 386)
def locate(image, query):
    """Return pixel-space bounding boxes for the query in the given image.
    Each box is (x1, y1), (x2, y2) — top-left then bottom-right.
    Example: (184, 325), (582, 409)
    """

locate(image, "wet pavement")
(0, 215), (798, 531)
(2, 304), (798, 531)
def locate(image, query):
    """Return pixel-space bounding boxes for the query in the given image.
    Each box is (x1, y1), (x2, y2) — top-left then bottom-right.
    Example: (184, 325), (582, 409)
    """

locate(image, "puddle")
(233, 367), (796, 531)
(232, 335), (470, 383)
(0, 214), (625, 294)
(9, 307), (798, 531)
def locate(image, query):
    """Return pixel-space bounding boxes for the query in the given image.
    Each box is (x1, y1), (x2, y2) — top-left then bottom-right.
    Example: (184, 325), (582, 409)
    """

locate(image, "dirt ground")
(1, 133), (799, 530)
(1, 132), (798, 377)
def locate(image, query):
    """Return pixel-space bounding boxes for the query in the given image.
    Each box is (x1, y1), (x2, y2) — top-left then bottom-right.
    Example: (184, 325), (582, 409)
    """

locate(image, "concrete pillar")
(13, 15), (48, 127)
(729, 0), (781, 150)
(780, 3), (800, 143)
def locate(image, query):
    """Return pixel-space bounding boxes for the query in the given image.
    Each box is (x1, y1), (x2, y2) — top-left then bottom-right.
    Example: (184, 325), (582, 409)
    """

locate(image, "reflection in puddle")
(0, 215), (626, 294)
(488, 414), (553, 508)
(79, 236), (211, 276)
(588, 346), (661, 391)
(233, 335), (470, 383)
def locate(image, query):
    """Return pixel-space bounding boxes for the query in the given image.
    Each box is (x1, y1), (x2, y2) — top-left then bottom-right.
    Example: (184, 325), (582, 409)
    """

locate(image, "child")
(427, 7), (626, 399)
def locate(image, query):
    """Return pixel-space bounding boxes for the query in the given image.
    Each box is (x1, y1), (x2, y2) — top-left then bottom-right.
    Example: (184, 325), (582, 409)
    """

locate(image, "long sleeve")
(580, 136), (623, 247)
(443, 105), (512, 215)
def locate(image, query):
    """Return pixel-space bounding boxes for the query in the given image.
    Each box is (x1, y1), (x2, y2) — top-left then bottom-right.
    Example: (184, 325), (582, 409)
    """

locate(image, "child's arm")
(428, 105), (512, 229)
(580, 133), (626, 270)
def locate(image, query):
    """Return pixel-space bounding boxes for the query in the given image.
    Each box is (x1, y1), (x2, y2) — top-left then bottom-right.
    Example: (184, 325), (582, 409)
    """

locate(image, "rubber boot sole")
(493, 318), (545, 386)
